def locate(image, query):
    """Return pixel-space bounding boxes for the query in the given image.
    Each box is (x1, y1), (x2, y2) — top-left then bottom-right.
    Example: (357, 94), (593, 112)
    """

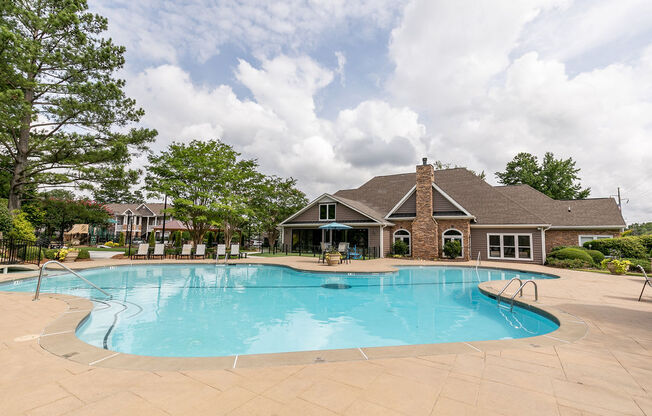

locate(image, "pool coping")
(20, 262), (587, 371)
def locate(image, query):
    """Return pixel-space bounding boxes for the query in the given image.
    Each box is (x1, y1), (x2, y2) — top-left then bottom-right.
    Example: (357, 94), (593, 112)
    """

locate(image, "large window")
(319, 203), (336, 220)
(487, 233), (532, 260)
(579, 235), (612, 246)
(393, 229), (411, 255)
(442, 229), (463, 257)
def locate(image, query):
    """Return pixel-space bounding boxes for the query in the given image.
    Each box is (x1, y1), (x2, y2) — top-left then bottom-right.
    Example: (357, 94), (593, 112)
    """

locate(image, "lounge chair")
(179, 244), (192, 259)
(216, 244), (226, 261)
(194, 244), (206, 259)
(638, 265), (651, 301)
(319, 242), (330, 263)
(151, 243), (165, 259)
(133, 243), (149, 260)
(230, 244), (241, 259)
(337, 242), (350, 264)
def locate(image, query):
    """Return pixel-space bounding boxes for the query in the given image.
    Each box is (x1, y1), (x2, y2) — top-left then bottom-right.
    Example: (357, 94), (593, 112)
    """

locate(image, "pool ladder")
(496, 278), (538, 311)
(33, 260), (111, 301)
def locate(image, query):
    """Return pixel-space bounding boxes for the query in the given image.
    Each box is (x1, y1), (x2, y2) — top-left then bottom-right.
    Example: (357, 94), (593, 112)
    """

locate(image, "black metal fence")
(275, 244), (379, 260)
(0, 238), (48, 266)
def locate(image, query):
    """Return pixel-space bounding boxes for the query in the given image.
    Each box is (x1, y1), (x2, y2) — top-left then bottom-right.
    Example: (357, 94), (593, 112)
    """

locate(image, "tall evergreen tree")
(0, 0), (156, 211)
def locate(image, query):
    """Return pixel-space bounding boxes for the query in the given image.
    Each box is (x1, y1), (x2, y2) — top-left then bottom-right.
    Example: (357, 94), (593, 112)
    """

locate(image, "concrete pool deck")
(0, 257), (651, 415)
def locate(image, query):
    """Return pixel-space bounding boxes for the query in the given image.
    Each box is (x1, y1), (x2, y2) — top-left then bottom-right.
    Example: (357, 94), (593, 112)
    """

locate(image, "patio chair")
(179, 244), (192, 259)
(230, 243), (241, 259)
(319, 242), (330, 263)
(193, 244), (206, 259)
(151, 243), (165, 259)
(638, 265), (651, 301)
(132, 243), (149, 260)
(348, 245), (362, 260)
(216, 244), (226, 262)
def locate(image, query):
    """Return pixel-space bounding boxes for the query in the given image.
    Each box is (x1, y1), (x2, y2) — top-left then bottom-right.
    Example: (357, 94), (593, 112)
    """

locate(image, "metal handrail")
(509, 280), (538, 311)
(475, 252), (481, 271)
(496, 277), (523, 305)
(638, 265), (651, 301)
(33, 260), (111, 301)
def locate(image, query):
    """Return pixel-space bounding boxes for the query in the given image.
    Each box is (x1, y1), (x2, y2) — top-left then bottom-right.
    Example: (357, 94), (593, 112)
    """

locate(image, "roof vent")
(422, 157), (428, 165)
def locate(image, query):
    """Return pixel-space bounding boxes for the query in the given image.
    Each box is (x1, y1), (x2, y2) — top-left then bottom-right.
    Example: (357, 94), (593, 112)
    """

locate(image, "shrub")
(443, 240), (462, 259)
(584, 249), (605, 265)
(584, 237), (647, 259)
(546, 258), (591, 269)
(638, 235), (652, 252)
(77, 248), (90, 260)
(547, 247), (594, 265)
(393, 240), (409, 256)
(148, 232), (156, 247)
(624, 258), (651, 273)
(118, 232), (125, 246)
(7, 211), (36, 242)
(601, 258), (631, 275)
(44, 248), (58, 259)
(124, 247), (136, 256)
(18, 246), (44, 261)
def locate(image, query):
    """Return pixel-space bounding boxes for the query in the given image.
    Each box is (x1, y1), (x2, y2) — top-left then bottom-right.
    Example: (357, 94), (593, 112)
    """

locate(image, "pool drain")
(321, 283), (351, 289)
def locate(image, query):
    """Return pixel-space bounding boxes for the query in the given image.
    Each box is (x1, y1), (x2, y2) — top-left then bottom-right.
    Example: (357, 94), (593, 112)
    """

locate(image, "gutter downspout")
(541, 225), (552, 265)
(380, 224), (386, 258)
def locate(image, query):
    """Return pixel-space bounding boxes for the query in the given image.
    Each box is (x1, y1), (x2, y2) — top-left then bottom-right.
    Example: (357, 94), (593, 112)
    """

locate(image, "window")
(319, 203), (336, 221)
(579, 235), (612, 246)
(442, 229), (463, 257)
(393, 229), (411, 255)
(487, 233), (532, 260)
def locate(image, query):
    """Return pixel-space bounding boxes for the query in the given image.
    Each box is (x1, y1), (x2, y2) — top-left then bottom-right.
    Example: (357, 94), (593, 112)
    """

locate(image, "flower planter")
(325, 254), (340, 266)
(606, 262), (624, 275)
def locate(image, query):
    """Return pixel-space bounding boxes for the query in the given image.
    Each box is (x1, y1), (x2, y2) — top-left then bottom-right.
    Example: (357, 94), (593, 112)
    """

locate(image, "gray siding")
(289, 202), (370, 223)
(433, 188), (460, 212)
(395, 192), (416, 214)
(470, 227), (544, 264)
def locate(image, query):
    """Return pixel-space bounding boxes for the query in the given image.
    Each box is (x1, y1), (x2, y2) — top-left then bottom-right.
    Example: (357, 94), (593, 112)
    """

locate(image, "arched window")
(393, 229), (411, 256)
(442, 229), (463, 257)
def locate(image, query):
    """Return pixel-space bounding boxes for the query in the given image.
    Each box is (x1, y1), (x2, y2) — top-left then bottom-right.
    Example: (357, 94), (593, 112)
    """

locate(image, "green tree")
(145, 140), (258, 245)
(7, 211), (35, 241)
(626, 222), (652, 236)
(117, 231), (125, 246)
(41, 198), (110, 242)
(0, 0), (156, 211)
(83, 165), (144, 204)
(496, 152), (590, 199)
(148, 231), (155, 247)
(432, 161), (486, 180)
(252, 176), (307, 248)
(0, 198), (13, 235)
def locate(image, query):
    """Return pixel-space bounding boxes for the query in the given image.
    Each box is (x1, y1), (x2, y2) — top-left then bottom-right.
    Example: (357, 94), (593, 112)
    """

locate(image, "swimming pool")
(0, 264), (558, 357)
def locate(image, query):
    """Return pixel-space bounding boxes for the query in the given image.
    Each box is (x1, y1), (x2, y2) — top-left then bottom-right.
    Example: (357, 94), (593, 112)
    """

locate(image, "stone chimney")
(412, 158), (438, 259)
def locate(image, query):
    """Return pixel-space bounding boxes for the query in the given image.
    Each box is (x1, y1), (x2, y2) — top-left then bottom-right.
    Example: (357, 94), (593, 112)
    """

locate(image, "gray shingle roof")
(330, 168), (624, 227)
(104, 203), (168, 216)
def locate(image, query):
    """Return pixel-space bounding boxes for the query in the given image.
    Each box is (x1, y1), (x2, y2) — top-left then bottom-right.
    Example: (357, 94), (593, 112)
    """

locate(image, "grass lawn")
(248, 252), (309, 257)
(577, 268), (645, 277)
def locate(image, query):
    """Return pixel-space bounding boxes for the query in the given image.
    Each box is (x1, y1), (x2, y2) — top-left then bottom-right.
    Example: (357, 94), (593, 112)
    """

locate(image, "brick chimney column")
(412, 159), (438, 259)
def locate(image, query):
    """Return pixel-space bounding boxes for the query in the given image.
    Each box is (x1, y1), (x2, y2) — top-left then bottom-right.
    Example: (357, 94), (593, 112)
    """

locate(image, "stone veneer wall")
(436, 219), (471, 260)
(412, 164), (438, 259)
(544, 229), (620, 254)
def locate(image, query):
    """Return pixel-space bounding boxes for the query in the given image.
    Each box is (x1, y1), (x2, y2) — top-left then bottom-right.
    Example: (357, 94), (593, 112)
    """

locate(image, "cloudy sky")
(92, 0), (652, 223)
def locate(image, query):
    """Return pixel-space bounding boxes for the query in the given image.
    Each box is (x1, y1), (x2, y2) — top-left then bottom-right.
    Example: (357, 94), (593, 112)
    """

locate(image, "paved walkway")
(0, 258), (651, 415)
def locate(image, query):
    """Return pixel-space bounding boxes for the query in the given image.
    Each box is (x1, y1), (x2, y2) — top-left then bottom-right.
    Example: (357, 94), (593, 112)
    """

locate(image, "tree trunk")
(9, 87), (34, 212)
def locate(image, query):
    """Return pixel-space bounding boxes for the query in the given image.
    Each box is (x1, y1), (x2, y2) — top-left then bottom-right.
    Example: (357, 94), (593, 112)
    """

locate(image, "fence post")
(38, 245), (42, 267)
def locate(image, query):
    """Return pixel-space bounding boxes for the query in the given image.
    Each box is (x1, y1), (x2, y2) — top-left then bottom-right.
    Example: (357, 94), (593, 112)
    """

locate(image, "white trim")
(136, 203), (156, 216)
(486, 233), (534, 261)
(541, 227), (547, 264)
(121, 209), (134, 215)
(279, 193), (386, 225)
(442, 228), (464, 258)
(548, 225), (625, 230)
(433, 215), (475, 220)
(471, 224), (550, 228)
(392, 229), (411, 256)
(280, 222), (384, 228)
(319, 203), (336, 221)
(578, 234), (613, 245)
(385, 185), (416, 219)
(431, 183), (474, 217)
(379, 225), (385, 258)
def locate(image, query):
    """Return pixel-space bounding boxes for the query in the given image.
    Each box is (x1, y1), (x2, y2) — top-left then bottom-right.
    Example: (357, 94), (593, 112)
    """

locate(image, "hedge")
(18, 246), (44, 261)
(583, 237), (647, 259)
(584, 249), (605, 265)
(638, 235), (652, 251)
(77, 248), (90, 260)
(547, 247), (594, 264)
(546, 258), (592, 269)
(625, 258), (651, 273)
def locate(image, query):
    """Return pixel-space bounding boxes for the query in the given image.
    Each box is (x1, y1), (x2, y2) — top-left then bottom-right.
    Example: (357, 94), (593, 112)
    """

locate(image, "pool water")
(0, 264), (558, 357)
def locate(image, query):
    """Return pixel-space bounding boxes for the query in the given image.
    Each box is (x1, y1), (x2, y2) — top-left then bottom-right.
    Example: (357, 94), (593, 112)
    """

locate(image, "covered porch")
(282, 224), (383, 258)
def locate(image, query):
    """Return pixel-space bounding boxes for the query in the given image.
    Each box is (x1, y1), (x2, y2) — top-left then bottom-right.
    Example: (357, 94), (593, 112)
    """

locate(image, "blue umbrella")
(318, 222), (352, 245)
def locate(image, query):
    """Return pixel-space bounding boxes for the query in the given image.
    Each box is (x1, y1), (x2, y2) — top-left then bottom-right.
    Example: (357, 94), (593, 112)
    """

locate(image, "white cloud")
(127, 57), (427, 196)
(387, 0), (652, 222)
(93, 0), (407, 64)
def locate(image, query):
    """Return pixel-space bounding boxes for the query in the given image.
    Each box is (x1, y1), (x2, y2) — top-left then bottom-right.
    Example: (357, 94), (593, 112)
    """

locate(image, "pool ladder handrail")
(496, 277), (523, 306)
(33, 260), (111, 301)
(508, 280), (538, 311)
(475, 251), (481, 271)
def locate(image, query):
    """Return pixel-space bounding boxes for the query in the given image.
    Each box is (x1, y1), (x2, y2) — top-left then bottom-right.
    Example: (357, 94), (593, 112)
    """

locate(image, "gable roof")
(496, 185), (625, 228)
(105, 203), (168, 216)
(279, 193), (388, 225)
